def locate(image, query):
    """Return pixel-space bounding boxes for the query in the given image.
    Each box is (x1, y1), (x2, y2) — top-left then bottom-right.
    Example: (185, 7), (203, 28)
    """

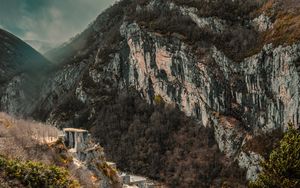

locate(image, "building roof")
(107, 162), (116, 166)
(130, 175), (147, 183)
(63, 128), (88, 133)
(122, 174), (147, 183)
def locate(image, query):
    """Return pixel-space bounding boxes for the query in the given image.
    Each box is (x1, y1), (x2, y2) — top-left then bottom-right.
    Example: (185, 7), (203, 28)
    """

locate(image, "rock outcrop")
(251, 14), (273, 32)
(63, 128), (121, 188)
(238, 151), (263, 181)
(63, 128), (157, 188)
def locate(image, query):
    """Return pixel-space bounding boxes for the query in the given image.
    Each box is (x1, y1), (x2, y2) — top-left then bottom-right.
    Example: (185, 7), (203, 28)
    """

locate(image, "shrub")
(97, 162), (119, 183)
(0, 156), (79, 188)
(154, 95), (164, 105)
(250, 123), (300, 188)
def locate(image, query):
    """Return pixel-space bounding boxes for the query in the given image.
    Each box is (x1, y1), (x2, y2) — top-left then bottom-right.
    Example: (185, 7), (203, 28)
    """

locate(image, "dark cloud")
(0, 0), (115, 45)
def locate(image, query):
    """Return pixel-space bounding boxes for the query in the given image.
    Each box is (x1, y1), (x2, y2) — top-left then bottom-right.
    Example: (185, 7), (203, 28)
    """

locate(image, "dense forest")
(87, 90), (246, 187)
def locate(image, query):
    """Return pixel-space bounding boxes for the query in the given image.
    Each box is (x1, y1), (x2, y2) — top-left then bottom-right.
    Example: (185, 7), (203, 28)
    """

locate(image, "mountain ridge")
(0, 28), (52, 116)
(0, 0), (300, 187)
(31, 0), (300, 186)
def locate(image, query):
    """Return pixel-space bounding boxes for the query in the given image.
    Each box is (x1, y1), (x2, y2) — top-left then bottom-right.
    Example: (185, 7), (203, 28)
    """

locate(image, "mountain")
(1, 0), (300, 187)
(0, 29), (51, 116)
(24, 39), (58, 54)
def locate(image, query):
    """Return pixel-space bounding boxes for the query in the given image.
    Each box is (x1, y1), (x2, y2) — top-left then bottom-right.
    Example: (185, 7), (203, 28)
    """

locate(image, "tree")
(250, 123), (300, 188)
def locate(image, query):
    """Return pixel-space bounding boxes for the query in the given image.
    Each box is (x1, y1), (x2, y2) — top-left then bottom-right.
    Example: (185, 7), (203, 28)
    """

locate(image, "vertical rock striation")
(3, 0), (296, 182)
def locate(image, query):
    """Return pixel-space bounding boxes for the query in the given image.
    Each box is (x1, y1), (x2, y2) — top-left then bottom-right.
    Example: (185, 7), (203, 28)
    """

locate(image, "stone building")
(63, 128), (120, 187)
(62, 128), (163, 188)
(121, 174), (152, 188)
(63, 128), (90, 152)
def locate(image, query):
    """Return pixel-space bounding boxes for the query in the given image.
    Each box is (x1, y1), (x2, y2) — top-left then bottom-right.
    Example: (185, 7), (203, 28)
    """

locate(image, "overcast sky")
(0, 0), (115, 45)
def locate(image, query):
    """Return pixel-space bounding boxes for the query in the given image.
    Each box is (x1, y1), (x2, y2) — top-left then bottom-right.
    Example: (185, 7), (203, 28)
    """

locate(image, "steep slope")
(0, 29), (51, 116)
(44, 0), (126, 65)
(0, 112), (121, 188)
(29, 0), (300, 186)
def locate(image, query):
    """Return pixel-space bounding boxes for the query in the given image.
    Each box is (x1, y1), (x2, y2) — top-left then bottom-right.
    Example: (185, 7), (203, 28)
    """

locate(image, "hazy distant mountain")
(0, 28), (51, 115)
(25, 39), (58, 54)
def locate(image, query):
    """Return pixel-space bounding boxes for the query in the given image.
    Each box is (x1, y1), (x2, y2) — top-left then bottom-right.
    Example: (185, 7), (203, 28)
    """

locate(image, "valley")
(0, 0), (300, 187)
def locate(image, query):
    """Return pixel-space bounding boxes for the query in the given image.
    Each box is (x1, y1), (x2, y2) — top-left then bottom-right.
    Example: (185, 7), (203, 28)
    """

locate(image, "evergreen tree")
(250, 123), (300, 188)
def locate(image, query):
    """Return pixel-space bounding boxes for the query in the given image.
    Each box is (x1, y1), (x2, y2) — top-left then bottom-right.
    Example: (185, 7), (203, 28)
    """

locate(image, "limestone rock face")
(238, 151), (263, 181)
(116, 22), (300, 179)
(252, 14), (273, 32)
(212, 115), (246, 158)
(1, 75), (27, 115)
(238, 44), (300, 132)
(3, 0), (298, 183)
(119, 22), (300, 134)
(33, 63), (86, 126)
(170, 2), (227, 33)
(37, 14), (300, 182)
(119, 22), (215, 123)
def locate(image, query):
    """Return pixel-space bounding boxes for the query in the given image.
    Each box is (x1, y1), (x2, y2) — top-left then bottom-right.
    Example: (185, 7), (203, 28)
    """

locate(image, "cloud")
(0, 0), (116, 44)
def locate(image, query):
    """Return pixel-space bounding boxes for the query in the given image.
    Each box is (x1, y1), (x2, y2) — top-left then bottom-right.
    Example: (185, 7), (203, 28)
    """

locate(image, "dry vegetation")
(126, 0), (300, 61)
(125, 0), (262, 62)
(242, 128), (284, 159)
(47, 0), (267, 65)
(83, 91), (247, 187)
(0, 113), (98, 188)
(47, 0), (300, 66)
(247, 0), (300, 56)
(169, 0), (265, 20)
(0, 112), (60, 161)
(262, 0), (300, 46)
(38, 75), (247, 187)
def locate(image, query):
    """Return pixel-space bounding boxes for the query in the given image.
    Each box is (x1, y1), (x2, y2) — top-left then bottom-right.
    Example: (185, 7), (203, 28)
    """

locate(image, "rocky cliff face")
(106, 20), (300, 180)
(2, 0), (300, 185)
